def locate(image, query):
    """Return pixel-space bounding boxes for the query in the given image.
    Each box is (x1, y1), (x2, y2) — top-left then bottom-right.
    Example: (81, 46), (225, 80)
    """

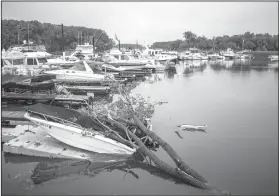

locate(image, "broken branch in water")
(175, 131), (183, 139)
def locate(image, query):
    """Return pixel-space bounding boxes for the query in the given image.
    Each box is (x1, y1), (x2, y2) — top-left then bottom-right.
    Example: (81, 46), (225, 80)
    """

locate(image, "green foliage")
(1, 19), (114, 52)
(120, 44), (144, 50)
(152, 31), (278, 51)
(151, 40), (183, 50)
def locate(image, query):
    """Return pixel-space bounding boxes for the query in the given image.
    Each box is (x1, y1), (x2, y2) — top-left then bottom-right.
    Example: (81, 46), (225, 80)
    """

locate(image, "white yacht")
(1, 50), (54, 76)
(101, 48), (147, 71)
(44, 61), (106, 82)
(220, 48), (235, 59)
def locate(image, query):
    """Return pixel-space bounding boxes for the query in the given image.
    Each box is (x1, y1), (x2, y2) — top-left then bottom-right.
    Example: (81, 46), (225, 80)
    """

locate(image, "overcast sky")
(2, 2), (278, 45)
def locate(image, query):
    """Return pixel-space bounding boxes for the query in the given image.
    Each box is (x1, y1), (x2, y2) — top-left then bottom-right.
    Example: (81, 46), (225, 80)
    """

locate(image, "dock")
(1, 92), (90, 105)
(65, 85), (110, 94)
(2, 110), (27, 121)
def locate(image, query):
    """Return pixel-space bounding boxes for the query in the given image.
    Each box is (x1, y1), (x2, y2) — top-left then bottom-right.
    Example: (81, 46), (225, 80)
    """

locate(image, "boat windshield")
(120, 55), (130, 60)
(38, 58), (48, 64)
(28, 111), (82, 129)
(26, 104), (106, 131)
(69, 62), (86, 71)
(6, 58), (24, 65)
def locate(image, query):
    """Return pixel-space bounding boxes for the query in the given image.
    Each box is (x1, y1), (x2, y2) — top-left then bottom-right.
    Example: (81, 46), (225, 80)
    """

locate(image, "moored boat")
(44, 61), (107, 82)
(268, 55), (279, 62)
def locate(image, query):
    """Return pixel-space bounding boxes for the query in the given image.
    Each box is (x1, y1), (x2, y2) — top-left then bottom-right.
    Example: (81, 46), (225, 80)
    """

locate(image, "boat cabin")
(147, 49), (162, 56)
(75, 43), (93, 54)
(189, 48), (200, 54)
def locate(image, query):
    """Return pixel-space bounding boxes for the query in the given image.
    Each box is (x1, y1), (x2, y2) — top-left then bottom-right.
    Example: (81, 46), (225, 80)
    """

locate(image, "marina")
(1, 2), (278, 196)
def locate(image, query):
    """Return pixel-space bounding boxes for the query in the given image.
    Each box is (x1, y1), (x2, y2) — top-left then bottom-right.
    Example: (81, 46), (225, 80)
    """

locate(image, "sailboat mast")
(18, 31), (20, 45)
(28, 22), (29, 50)
(78, 32), (79, 45)
(61, 24), (64, 52)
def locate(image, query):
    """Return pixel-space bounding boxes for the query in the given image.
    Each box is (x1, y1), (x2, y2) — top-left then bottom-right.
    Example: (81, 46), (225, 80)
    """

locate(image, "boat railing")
(27, 110), (83, 129)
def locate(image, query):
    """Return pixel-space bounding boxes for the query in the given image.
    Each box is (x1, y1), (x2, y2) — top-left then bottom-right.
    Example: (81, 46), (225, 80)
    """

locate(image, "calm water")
(1, 56), (278, 195)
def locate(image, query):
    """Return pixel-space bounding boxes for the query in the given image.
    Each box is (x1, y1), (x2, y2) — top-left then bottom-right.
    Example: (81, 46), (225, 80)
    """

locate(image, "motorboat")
(268, 55), (278, 62)
(188, 48), (202, 60)
(47, 52), (80, 66)
(44, 61), (107, 82)
(183, 48), (208, 60)
(1, 50), (54, 76)
(144, 59), (165, 72)
(220, 48), (235, 60)
(101, 63), (141, 72)
(155, 53), (177, 62)
(102, 49), (147, 70)
(24, 104), (136, 155)
(207, 52), (225, 60)
(74, 43), (94, 60)
(234, 51), (254, 60)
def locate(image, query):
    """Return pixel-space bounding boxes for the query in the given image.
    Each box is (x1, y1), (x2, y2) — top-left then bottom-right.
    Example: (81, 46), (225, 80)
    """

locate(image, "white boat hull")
(24, 113), (136, 155)
(54, 73), (105, 81)
(102, 64), (144, 72)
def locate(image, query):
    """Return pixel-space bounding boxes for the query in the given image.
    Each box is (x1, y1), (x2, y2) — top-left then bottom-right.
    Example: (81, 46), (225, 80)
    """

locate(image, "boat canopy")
(25, 103), (105, 131)
(2, 51), (26, 59)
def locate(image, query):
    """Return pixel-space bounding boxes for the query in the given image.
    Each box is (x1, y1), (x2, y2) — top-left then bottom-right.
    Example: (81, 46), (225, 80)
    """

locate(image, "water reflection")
(143, 55), (277, 83)
(144, 68), (177, 83)
(165, 67), (177, 79)
(3, 154), (197, 191)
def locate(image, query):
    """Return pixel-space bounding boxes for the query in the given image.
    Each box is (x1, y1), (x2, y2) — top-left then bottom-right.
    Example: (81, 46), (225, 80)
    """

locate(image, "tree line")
(1, 19), (115, 52)
(152, 31), (278, 51)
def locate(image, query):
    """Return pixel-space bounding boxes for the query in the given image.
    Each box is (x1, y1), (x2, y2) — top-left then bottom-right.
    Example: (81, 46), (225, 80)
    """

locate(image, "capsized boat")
(24, 104), (136, 155)
(44, 61), (107, 82)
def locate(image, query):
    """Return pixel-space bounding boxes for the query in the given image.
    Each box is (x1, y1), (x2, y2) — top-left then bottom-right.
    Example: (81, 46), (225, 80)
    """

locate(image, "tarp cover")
(25, 103), (104, 131)
(2, 75), (55, 90)
(1, 75), (32, 84)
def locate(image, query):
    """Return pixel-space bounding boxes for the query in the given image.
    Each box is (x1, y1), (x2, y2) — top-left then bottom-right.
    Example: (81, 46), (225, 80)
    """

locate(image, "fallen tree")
(80, 81), (230, 195)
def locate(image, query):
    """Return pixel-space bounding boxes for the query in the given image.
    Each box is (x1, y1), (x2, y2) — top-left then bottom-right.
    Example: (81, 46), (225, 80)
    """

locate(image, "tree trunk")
(102, 117), (208, 190)
(130, 112), (208, 184)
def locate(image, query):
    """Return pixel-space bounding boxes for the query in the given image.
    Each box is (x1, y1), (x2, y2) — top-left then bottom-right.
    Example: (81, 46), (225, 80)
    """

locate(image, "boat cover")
(2, 75), (55, 90)
(25, 103), (105, 131)
(1, 75), (32, 84)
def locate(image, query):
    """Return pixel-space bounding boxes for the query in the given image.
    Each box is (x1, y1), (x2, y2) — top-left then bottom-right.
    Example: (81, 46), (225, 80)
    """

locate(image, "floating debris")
(177, 124), (207, 132)
(174, 131), (183, 139)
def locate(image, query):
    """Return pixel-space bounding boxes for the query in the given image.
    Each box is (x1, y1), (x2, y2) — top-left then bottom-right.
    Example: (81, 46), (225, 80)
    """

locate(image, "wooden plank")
(2, 120), (34, 126)
(1, 93), (56, 100)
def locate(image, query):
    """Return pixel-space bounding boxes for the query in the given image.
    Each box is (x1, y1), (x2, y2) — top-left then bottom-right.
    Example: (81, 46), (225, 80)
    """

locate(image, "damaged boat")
(24, 104), (137, 155)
